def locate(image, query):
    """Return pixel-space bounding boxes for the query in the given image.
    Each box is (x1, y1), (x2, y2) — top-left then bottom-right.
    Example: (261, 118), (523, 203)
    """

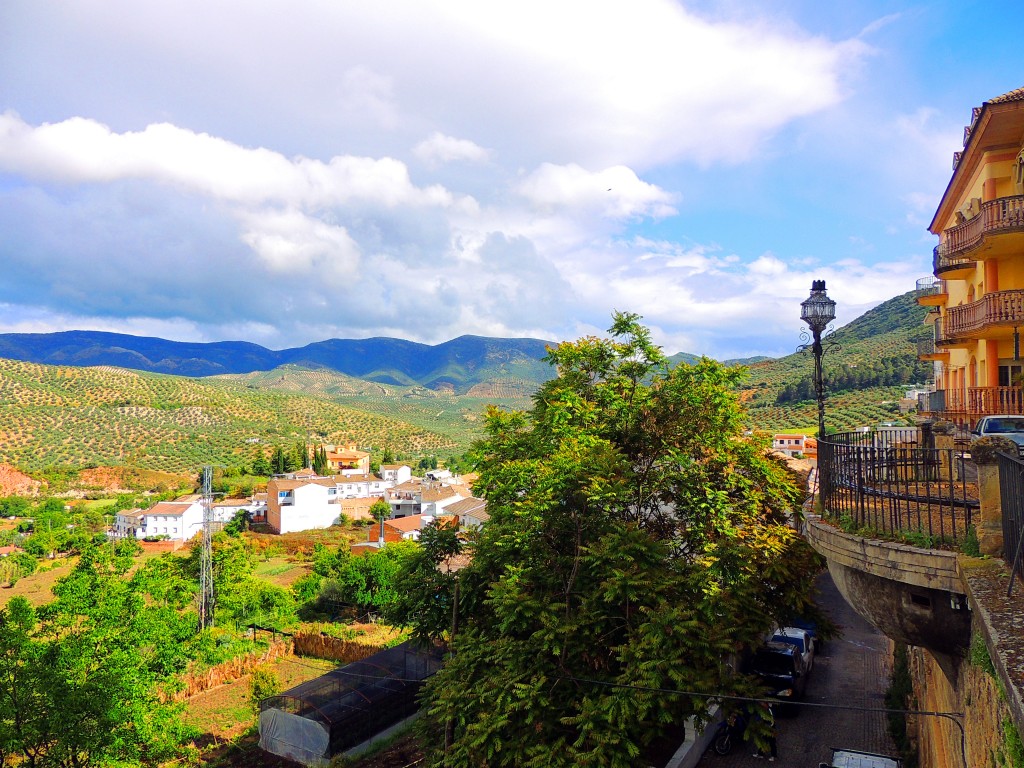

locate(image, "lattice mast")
(198, 465), (215, 631)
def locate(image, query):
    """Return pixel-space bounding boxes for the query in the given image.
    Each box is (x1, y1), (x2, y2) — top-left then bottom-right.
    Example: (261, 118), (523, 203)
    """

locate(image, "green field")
(0, 358), (474, 477)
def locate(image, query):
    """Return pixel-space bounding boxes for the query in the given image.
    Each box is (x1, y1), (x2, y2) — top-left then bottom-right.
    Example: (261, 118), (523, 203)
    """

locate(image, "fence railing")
(818, 429), (978, 546)
(998, 451), (1024, 587)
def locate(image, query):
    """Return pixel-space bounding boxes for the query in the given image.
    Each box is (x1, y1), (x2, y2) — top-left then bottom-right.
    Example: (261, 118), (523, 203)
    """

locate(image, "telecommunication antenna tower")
(198, 466), (215, 631)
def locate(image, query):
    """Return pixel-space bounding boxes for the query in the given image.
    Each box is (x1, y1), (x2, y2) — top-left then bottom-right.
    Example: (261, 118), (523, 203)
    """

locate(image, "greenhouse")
(259, 641), (444, 766)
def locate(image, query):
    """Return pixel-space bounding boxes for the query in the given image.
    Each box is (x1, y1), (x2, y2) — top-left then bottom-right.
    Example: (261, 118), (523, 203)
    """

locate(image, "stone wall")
(907, 642), (1014, 768)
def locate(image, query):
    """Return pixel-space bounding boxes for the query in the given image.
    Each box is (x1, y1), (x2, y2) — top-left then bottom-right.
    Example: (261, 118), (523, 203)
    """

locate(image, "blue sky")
(1, 0), (1022, 359)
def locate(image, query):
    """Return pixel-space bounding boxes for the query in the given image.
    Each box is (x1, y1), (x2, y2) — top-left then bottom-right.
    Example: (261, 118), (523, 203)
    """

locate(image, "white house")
(112, 499), (234, 541)
(266, 477), (339, 534)
(380, 464), (413, 484)
(772, 434), (809, 457)
(335, 473), (391, 499)
(385, 480), (469, 518)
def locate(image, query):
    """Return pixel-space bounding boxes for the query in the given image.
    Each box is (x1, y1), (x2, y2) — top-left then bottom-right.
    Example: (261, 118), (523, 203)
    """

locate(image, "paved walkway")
(697, 571), (898, 767)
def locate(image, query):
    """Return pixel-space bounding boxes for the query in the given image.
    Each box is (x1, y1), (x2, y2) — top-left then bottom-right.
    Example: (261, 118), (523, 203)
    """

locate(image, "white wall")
(278, 483), (339, 534)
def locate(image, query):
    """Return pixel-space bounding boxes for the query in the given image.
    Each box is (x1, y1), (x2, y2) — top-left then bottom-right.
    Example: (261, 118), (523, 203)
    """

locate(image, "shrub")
(248, 665), (281, 714)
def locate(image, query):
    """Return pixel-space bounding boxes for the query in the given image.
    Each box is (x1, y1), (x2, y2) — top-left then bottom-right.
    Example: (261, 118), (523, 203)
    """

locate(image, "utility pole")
(198, 466), (215, 631)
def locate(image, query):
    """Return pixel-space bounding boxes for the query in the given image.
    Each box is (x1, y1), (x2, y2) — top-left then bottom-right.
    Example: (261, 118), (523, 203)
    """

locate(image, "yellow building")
(918, 87), (1024, 426)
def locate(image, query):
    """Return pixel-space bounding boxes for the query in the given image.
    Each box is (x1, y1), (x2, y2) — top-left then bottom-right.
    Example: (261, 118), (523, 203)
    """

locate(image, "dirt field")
(184, 655), (338, 746)
(0, 556), (77, 606)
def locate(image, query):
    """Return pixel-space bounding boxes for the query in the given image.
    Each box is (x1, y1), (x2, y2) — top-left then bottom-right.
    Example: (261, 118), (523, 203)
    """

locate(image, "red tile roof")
(987, 87), (1024, 105)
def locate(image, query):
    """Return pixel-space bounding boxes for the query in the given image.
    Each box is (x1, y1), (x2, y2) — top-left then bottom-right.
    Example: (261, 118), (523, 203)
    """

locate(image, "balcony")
(931, 315), (969, 349)
(934, 195), (1024, 274)
(916, 386), (1024, 425)
(944, 289), (1024, 339)
(917, 336), (949, 361)
(915, 277), (947, 307)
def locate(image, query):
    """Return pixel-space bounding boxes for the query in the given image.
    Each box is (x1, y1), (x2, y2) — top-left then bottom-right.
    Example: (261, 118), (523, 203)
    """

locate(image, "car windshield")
(988, 418), (1024, 433)
(771, 634), (806, 654)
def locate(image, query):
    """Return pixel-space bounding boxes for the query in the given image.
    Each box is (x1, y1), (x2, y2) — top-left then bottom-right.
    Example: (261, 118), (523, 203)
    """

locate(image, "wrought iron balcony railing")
(915, 277), (946, 294)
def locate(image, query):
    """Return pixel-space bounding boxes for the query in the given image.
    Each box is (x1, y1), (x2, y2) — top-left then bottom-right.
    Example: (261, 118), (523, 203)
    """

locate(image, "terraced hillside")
(215, 366), (534, 451)
(0, 290), (933, 480)
(0, 359), (459, 476)
(741, 289), (932, 432)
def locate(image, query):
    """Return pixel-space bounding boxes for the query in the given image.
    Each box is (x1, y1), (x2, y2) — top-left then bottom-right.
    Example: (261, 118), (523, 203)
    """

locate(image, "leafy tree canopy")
(416, 312), (823, 767)
(0, 548), (197, 768)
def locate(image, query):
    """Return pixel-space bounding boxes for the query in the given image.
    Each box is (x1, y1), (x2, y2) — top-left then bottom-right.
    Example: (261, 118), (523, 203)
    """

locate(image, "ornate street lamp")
(799, 279), (837, 440)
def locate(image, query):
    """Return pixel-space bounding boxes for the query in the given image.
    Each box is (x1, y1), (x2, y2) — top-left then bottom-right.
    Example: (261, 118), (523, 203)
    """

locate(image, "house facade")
(112, 499), (232, 541)
(266, 477), (338, 534)
(385, 480), (469, 518)
(917, 87), (1024, 427)
(323, 444), (371, 474)
(444, 496), (489, 529)
(772, 434), (809, 457)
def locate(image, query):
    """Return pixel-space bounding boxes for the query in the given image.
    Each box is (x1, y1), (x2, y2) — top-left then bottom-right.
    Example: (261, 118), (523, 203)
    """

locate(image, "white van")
(820, 747), (902, 768)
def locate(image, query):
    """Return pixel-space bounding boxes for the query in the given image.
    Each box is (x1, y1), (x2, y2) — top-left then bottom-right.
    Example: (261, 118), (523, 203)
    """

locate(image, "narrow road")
(698, 571), (898, 767)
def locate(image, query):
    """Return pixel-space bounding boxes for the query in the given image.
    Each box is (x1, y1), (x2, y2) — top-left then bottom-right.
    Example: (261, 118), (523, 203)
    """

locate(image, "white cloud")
(0, 1), (952, 358)
(0, 113), (460, 210)
(517, 163), (676, 219)
(2, 1), (864, 169)
(238, 209), (361, 273)
(413, 132), (490, 167)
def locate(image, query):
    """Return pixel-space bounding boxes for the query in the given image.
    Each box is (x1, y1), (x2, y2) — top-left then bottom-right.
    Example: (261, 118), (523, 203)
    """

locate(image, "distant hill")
(741, 289), (933, 432)
(0, 290), (937, 479)
(0, 357), (464, 479)
(0, 331), (556, 394)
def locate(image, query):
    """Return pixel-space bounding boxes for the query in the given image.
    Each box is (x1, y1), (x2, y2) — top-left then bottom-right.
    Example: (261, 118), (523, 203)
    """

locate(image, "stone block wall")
(907, 642), (1016, 768)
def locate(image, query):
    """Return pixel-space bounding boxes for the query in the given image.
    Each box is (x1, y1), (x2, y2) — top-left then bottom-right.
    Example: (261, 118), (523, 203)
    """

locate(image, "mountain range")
(0, 289), (927, 396)
(0, 331), (555, 394)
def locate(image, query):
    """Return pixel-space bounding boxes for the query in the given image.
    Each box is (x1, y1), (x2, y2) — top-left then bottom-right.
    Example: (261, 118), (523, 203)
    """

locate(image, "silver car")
(972, 414), (1024, 457)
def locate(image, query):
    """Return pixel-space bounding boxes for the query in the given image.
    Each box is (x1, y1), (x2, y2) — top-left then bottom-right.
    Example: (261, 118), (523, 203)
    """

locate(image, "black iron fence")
(998, 451), (1024, 586)
(818, 429), (978, 547)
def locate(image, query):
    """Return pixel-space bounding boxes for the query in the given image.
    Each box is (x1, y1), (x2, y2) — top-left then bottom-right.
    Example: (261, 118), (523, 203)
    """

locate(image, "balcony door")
(998, 363), (1024, 387)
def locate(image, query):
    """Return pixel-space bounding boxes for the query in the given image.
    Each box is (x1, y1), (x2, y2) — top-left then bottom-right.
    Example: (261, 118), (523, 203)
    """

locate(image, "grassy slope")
(740, 290), (931, 432)
(0, 359), (461, 476)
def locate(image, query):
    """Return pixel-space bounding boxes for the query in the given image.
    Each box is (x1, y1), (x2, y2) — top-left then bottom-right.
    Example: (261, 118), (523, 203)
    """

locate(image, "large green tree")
(0, 548), (196, 768)
(414, 313), (823, 767)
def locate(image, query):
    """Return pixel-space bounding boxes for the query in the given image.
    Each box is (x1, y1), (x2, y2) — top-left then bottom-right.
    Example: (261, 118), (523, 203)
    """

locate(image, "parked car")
(972, 414), (1024, 456)
(749, 641), (807, 707)
(820, 747), (902, 767)
(788, 616), (824, 653)
(771, 626), (815, 672)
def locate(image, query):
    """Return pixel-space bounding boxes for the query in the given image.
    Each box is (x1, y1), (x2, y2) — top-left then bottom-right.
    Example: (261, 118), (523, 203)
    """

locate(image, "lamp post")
(800, 279), (837, 440)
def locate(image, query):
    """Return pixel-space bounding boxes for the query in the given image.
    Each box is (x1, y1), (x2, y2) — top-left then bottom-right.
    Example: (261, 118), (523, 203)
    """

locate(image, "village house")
(111, 498), (236, 541)
(265, 464), (415, 534)
(444, 496), (489, 530)
(379, 463), (413, 484)
(385, 479), (469, 518)
(350, 513), (457, 555)
(323, 444), (371, 475)
(266, 477), (338, 534)
(772, 433), (809, 457)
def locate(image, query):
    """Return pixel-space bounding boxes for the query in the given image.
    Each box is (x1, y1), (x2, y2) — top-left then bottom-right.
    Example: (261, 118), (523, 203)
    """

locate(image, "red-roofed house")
(323, 444), (371, 475)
